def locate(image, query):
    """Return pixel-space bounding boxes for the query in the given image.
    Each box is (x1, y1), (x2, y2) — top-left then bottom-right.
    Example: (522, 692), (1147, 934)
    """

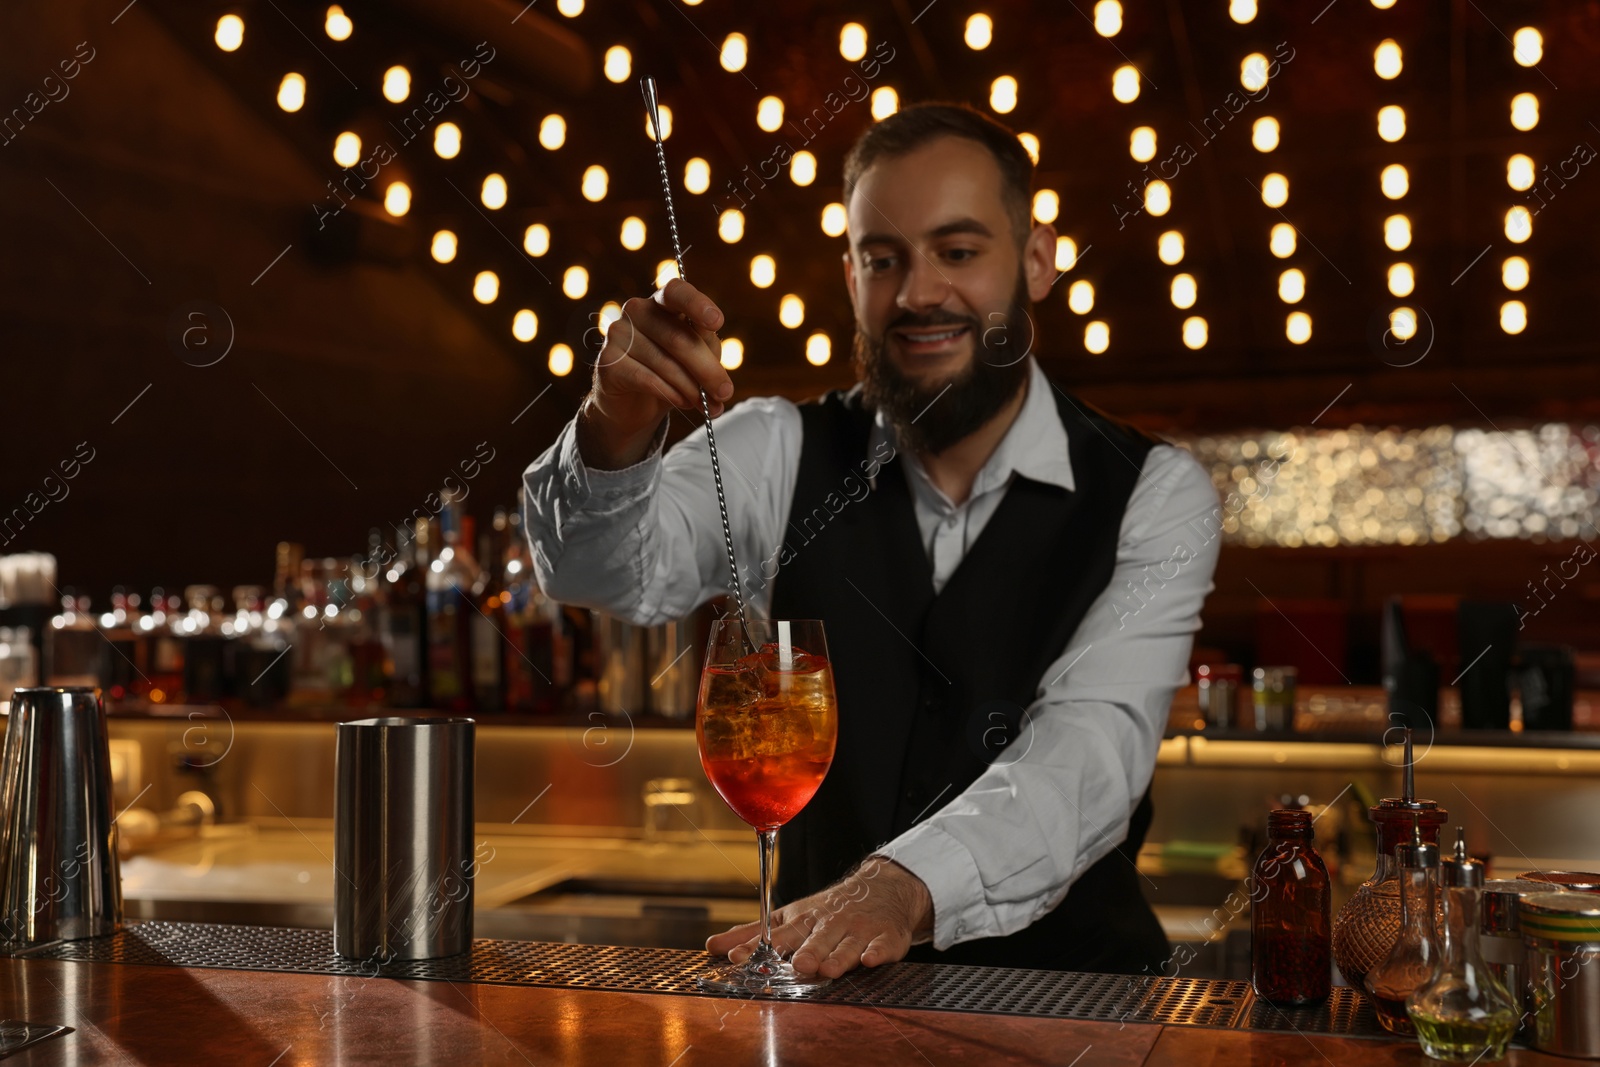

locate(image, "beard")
(855, 285), (1034, 456)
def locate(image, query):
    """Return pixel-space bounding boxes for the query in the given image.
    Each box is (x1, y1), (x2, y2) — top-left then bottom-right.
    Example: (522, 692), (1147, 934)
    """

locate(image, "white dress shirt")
(522, 357), (1221, 950)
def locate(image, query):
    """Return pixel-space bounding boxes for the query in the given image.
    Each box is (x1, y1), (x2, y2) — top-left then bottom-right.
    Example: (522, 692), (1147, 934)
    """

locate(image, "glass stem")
(757, 827), (778, 952)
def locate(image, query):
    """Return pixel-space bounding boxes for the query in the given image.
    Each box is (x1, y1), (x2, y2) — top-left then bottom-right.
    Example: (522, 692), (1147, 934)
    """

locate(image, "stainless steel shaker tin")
(1521, 891), (1600, 1059)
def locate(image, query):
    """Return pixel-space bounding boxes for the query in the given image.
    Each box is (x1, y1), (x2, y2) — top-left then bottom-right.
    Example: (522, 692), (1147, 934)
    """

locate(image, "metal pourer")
(1441, 826), (1485, 888)
(1396, 814), (1440, 869)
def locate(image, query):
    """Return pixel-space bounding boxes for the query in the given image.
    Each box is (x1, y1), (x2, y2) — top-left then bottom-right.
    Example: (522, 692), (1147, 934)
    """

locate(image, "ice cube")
(751, 699), (815, 757)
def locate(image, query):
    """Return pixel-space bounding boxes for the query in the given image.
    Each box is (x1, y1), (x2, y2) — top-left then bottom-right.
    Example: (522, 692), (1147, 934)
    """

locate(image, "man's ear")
(1023, 222), (1057, 303)
(842, 249), (858, 316)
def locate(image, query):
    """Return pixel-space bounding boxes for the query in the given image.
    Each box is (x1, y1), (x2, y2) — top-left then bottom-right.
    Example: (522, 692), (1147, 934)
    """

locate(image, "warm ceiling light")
(756, 96), (783, 132)
(1269, 222), (1296, 257)
(581, 165), (608, 202)
(1286, 311), (1312, 344)
(1505, 205), (1532, 243)
(473, 271), (499, 304)
(1018, 132), (1040, 163)
(620, 216), (646, 251)
(1387, 263), (1414, 297)
(719, 209), (745, 243)
(1144, 180), (1171, 215)
(562, 265), (588, 300)
(1511, 93), (1539, 131)
(1390, 307), (1417, 341)
(965, 14), (993, 50)
(382, 66), (410, 103)
(604, 45), (631, 83)
(524, 224), (550, 257)
(790, 151), (817, 186)
(277, 73), (305, 112)
(1513, 27), (1543, 67)
(1158, 230), (1185, 265)
(1252, 117), (1280, 152)
(1129, 127), (1157, 162)
(539, 114), (566, 150)
(556, 0), (583, 15)
(549, 343), (574, 377)
(323, 6), (351, 41)
(1500, 300), (1527, 334)
(989, 76), (1018, 114)
(1371, 0), (1396, 7)
(1229, 0), (1257, 23)
(512, 310), (538, 343)
(482, 173), (508, 209)
(1241, 53), (1269, 93)
(383, 181), (410, 216)
(779, 294), (805, 329)
(1112, 65), (1140, 103)
(1094, 1), (1123, 37)
(721, 33), (748, 72)
(1381, 163), (1409, 199)
(1170, 273), (1197, 309)
(1377, 105), (1406, 142)
(821, 203), (847, 237)
(215, 13), (245, 50)
(1032, 189), (1060, 224)
(598, 302), (622, 334)
(646, 105), (672, 142)
(805, 333), (831, 366)
(333, 131), (360, 168)
(1384, 214), (1412, 251)
(1067, 280), (1095, 314)
(1506, 154), (1535, 191)
(434, 122), (460, 159)
(1278, 268), (1305, 303)
(1055, 236), (1078, 271)
(1261, 173), (1288, 207)
(430, 230), (457, 263)
(1502, 256), (1529, 291)
(1084, 321), (1110, 354)
(840, 23), (867, 61)
(871, 87), (898, 121)
(1182, 316), (1208, 349)
(750, 254), (776, 288)
(1374, 39), (1402, 79)
(655, 260), (679, 288)
(720, 338), (744, 370)
(685, 158), (710, 194)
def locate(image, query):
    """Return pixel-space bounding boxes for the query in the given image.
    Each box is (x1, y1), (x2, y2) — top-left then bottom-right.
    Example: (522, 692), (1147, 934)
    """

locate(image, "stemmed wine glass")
(695, 618), (838, 995)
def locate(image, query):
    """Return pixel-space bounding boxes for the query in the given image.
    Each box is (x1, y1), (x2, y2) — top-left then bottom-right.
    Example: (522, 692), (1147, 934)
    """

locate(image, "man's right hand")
(576, 278), (732, 470)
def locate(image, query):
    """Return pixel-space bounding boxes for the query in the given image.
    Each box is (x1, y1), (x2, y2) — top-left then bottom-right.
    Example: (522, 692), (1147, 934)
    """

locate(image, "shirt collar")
(866, 356), (1075, 501)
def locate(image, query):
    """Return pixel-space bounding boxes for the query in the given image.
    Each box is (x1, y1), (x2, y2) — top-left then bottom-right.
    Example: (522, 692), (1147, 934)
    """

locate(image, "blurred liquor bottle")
(180, 584), (228, 703)
(426, 493), (479, 713)
(98, 587), (142, 701)
(139, 587), (185, 702)
(47, 590), (100, 687)
(228, 584), (290, 708)
(383, 519), (430, 708)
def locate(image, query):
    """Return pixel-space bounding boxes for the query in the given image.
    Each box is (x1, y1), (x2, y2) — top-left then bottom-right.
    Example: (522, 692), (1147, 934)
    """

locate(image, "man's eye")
(866, 256), (897, 273)
(945, 248), (976, 262)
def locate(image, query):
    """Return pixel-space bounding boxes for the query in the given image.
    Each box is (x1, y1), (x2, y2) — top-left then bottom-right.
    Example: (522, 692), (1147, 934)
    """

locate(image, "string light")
(685, 158), (710, 194)
(599, 302), (622, 334)
(750, 254), (776, 288)
(1055, 236), (1078, 272)
(1129, 127), (1157, 162)
(871, 87), (899, 120)
(1032, 189), (1060, 224)
(512, 310), (538, 342)
(1390, 308), (1417, 341)
(1093, 1), (1122, 36)
(524, 224), (550, 257)
(382, 66), (410, 103)
(757, 96), (783, 132)
(1500, 300), (1527, 334)
(1384, 214), (1411, 251)
(1068, 280), (1094, 314)
(721, 33), (748, 72)
(1018, 132), (1040, 163)
(563, 266), (588, 300)
(473, 271), (499, 304)
(383, 181), (410, 216)
(581, 165), (608, 202)
(1510, 93), (1539, 131)
(719, 209), (745, 243)
(720, 338), (744, 370)
(655, 260), (679, 288)
(1252, 117), (1279, 152)
(1170, 274), (1197, 309)
(646, 105), (672, 142)
(1269, 223), (1296, 258)
(1502, 256), (1529, 290)
(1182, 316), (1208, 349)
(1286, 311), (1312, 344)
(779, 294), (805, 328)
(604, 45), (631, 83)
(821, 203), (847, 237)
(215, 13), (245, 50)
(1229, 0), (1257, 23)
(965, 14), (993, 50)
(434, 122), (461, 159)
(1261, 173), (1289, 208)
(1278, 268), (1305, 303)
(1377, 105), (1406, 142)
(549, 344), (574, 376)
(556, 0), (583, 15)
(1371, 0), (1396, 8)
(431, 230), (457, 263)
(277, 73), (305, 112)
(620, 216), (646, 251)
(539, 115), (566, 150)
(1144, 180), (1171, 215)
(1506, 154), (1535, 191)
(791, 150), (817, 186)
(806, 333), (831, 366)
(333, 131), (360, 168)
(1387, 263), (1414, 297)
(1513, 27), (1543, 67)
(840, 23), (867, 61)
(1504, 205), (1532, 243)
(1158, 231), (1185, 265)
(989, 76), (1017, 114)
(324, 6), (351, 41)
(1374, 39), (1402, 79)
(1084, 321), (1110, 354)
(1112, 65), (1140, 103)
(1241, 53), (1269, 93)
(1381, 163), (1409, 199)
(482, 173), (508, 209)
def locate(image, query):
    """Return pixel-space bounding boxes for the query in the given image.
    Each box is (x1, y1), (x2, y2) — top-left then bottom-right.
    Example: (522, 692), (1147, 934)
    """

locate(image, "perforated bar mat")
(31, 921), (1387, 1038)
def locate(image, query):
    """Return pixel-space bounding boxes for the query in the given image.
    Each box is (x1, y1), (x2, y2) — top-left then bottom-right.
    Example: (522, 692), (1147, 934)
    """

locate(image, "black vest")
(767, 383), (1170, 974)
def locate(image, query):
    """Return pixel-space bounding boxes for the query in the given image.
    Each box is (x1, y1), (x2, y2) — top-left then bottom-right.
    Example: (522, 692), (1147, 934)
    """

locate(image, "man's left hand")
(705, 857), (934, 979)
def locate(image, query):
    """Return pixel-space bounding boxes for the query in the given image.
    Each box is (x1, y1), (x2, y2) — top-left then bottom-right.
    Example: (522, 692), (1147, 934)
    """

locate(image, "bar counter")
(0, 922), (1573, 1065)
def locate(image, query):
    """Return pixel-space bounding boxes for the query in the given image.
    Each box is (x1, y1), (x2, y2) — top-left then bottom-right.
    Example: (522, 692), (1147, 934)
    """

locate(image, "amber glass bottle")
(1252, 808), (1333, 1004)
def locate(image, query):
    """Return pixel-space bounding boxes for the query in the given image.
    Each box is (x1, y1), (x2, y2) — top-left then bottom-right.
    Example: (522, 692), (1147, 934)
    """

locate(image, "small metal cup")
(0, 687), (122, 945)
(334, 716), (474, 962)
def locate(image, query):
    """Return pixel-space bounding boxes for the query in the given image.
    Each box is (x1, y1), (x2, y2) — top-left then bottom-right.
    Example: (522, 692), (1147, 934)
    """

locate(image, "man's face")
(844, 136), (1057, 453)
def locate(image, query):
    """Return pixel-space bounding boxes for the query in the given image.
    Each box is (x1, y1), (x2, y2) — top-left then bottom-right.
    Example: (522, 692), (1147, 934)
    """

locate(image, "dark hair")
(842, 102), (1035, 244)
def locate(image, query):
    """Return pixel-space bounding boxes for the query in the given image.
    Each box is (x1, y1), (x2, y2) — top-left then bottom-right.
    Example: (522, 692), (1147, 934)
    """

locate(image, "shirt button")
(943, 515), (957, 528)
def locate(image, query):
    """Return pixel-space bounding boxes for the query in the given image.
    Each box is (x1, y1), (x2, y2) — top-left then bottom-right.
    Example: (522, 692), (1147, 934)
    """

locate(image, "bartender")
(523, 103), (1219, 978)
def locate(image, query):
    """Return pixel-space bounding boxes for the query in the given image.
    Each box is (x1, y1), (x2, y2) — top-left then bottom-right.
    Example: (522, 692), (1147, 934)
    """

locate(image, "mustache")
(883, 310), (977, 335)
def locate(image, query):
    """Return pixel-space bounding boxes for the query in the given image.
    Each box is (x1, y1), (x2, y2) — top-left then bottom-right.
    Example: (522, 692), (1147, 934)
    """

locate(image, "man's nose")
(896, 252), (950, 313)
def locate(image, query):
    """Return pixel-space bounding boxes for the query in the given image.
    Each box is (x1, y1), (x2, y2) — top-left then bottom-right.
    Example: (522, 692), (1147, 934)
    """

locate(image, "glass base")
(697, 943), (832, 997)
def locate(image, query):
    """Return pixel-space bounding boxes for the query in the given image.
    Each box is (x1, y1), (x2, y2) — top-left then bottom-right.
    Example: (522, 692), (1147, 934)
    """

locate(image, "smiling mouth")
(893, 325), (972, 349)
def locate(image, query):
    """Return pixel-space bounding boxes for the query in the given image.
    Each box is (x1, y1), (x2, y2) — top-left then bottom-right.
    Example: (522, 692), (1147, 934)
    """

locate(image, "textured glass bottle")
(1252, 808), (1332, 1004)
(1408, 830), (1517, 1062)
(1366, 823), (1441, 1035)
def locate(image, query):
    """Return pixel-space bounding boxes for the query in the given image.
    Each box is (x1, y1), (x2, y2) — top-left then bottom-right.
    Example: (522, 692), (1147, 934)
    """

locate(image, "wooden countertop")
(0, 956), (1574, 1066)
